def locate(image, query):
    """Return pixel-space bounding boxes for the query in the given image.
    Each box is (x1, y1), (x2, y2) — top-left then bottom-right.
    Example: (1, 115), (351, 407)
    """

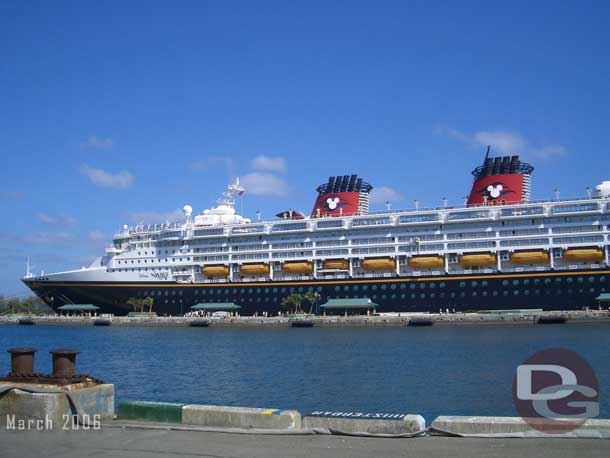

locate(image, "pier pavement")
(1, 423), (609, 458)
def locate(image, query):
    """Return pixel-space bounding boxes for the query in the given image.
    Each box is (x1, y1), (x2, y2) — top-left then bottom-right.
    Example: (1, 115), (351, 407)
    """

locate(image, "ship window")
(381, 284), (387, 291)
(372, 285), (378, 291)
(555, 278), (562, 284)
(588, 276), (596, 284)
(513, 290), (520, 296)
(513, 280), (519, 286)
(544, 278), (552, 285)
(410, 293), (416, 299)
(362, 285), (369, 291)
(492, 291), (498, 296)
(601, 277), (607, 283)
(471, 291), (477, 297)
(566, 277), (574, 284)
(577, 277), (584, 284)
(459, 282), (466, 288)
(382, 294), (387, 300)
(400, 283), (406, 290)
(503, 291), (509, 296)
(439, 282), (446, 289)
(471, 281), (478, 288)
(419, 283), (426, 290)
(482, 291), (488, 297)
(410, 284), (416, 290)
(335, 286), (341, 292)
(460, 292), (466, 298)
(420, 293), (426, 299)
(390, 284), (396, 290)
(502, 279), (509, 286)
(401, 294), (406, 299)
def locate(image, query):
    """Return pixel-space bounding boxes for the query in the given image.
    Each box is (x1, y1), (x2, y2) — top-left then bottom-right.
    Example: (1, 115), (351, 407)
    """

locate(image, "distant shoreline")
(1, 310), (609, 328)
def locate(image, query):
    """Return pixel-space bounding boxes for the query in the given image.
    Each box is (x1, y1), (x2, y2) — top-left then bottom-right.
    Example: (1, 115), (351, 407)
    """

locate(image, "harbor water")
(1, 323), (609, 421)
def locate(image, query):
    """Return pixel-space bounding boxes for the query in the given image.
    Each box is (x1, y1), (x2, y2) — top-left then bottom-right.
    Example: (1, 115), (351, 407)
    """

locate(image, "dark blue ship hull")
(23, 268), (610, 316)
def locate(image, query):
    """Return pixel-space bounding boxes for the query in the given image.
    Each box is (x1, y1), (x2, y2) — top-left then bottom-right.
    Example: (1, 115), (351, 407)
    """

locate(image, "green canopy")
(595, 293), (610, 302)
(57, 304), (100, 311)
(320, 298), (378, 309)
(191, 302), (241, 311)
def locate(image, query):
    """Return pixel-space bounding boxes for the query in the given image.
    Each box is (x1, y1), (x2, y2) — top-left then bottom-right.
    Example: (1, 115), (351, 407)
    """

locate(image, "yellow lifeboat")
(408, 255), (445, 269)
(459, 253), (497, 268)
(563, 248), (604, 263)
(202, 265), (230, 277)
(282, 261), (314, 274)
(361, 257), (396, 271)
(239, 263), (270, 276)
(323, 259), (349, 270)
(510, 251), (550, 265)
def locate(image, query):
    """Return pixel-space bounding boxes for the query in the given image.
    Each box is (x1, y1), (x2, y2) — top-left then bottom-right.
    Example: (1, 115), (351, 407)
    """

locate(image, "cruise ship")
(22, 151), (610, 316)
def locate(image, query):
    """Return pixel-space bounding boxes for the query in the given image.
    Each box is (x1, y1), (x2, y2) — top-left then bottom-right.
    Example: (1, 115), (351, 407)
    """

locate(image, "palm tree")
(126, 297), (140, 313)
(143, 296), (154, 313)
(281, 293), (303, 314)
(303, 291), (317, 314)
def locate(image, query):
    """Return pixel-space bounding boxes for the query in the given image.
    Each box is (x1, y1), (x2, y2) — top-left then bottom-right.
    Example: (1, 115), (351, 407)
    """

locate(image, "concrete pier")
(1, 309), (608, 327)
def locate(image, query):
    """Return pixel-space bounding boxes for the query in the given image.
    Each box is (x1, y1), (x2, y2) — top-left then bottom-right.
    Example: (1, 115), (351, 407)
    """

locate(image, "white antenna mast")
(217, 177), (245, 207)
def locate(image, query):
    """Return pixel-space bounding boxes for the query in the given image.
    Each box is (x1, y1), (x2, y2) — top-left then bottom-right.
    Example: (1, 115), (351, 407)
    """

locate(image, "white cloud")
(189, 156), (235, 175)
(437, 126), (567, 160)
(37, 213), (76, 227)
(472, 131), (526, 154)
(21, 232), (73, 245)
(80, 164), (134, 189)
(250, 155), (287, 173)
(241, 172), (289, 196)
(128, 208), (185, 225)
(82, 135), (113, 150)
(369, 186), (404, 204)
(88, 230), (107, 242)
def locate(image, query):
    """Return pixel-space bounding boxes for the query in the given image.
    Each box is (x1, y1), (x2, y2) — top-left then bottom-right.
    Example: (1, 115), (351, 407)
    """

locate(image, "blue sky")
(1, 0), (609, 296)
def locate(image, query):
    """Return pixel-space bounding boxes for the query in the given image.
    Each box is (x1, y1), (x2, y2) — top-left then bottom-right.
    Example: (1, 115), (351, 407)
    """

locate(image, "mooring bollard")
(7, 348), (37, 375)
(50, 349), (80, 376)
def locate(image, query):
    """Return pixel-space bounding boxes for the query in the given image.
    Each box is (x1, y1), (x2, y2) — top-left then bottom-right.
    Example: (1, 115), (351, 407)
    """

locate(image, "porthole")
(502, 280), (509, 287)
(471, 281), (478, 288)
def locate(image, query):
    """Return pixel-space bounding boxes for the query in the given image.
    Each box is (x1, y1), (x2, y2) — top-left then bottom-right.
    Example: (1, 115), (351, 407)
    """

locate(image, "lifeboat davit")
(563, 248), (604, 263)
(282, 261), (314, 274)
(240, 263), (270, 276)
(459, 253), (497, 268)
(361, 257), (396, 271)
(202, 265), (230, 277)
(408, 255), (444, 269)
(510, 251), (550, 265)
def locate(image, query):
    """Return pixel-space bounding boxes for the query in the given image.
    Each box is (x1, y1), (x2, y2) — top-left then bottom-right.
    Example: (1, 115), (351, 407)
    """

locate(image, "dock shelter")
(595, 293), (610, 309)
(320, 298), (378, 316)
(57, 304), (100, 316)
(191, 303), (241, 316)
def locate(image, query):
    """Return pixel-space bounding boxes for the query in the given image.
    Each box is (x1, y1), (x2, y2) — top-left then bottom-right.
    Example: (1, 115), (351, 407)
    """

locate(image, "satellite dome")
(183, 205), (193, 216)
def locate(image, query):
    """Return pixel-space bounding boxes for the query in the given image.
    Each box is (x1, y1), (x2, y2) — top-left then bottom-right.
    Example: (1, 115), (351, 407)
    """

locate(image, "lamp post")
(314, 292), (320, 316)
